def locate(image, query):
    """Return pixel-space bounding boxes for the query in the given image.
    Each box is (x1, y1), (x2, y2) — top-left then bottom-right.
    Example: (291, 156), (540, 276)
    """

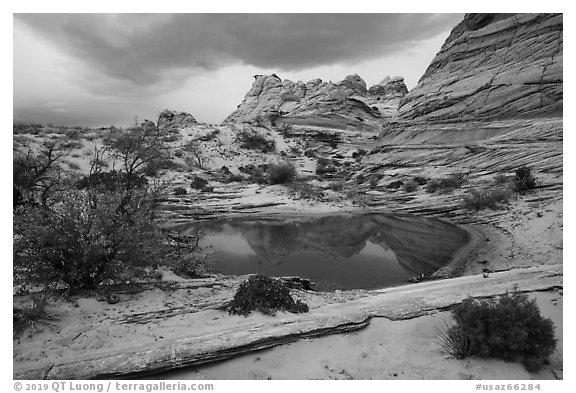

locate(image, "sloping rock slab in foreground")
(14, 264), (562, 380)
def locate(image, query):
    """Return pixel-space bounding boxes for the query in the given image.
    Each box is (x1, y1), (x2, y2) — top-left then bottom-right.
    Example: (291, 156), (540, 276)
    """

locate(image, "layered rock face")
(224, 74), (408, 131)
(397, 13), (563, 122)
(157, 109), (197, 130)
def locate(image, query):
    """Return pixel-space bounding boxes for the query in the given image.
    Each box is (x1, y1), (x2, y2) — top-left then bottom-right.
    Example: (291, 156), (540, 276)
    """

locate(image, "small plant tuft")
(436, 291), (557, 372)
(173, 187), (187, 196)
(226, 274), (309, 316)
(403, 180), (419, 192)
(14, 292), (59, 339)
(463, 188), (512, 210)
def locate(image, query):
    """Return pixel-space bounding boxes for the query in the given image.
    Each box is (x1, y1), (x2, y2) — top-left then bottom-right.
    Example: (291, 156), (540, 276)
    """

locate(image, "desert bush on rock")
(463, 188), (512, 210)
(513, 166), (536, 192)
(436, 292), (557, 372)
(190, 176), (209, 190)
(426, 171), (468, 193)
(267, 162), (297, 185)
(225, 274), (309, 316)
(386, 180), (404, 189)
(288, 181), (325, 200)
(236, 130), (275, 153)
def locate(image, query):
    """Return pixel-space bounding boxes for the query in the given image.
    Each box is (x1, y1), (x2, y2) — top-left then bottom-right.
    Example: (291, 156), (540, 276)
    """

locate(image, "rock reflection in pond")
(174, 214), (470, 291)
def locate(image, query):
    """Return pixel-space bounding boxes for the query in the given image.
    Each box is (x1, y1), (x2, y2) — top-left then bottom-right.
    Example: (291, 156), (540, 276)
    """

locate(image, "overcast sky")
(13, 13), (463, 127)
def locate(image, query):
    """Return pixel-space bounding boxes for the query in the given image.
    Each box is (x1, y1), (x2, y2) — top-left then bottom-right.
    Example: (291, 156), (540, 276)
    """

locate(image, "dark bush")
(237, 130), (275, 153)
(463, 188), (512, 210)
(513, 166), (536, 192)
(173, 187), (187, 196)
(436, 292), (557, 372)
(226, 274), (309, 316)
(226, 174), (245, 183)
(14, 187), (170, 290)
(386, 180), (404, 189)
(190, 176), (209, 190)
(267, 162), (297, 185)
(369, 175), (379, 189)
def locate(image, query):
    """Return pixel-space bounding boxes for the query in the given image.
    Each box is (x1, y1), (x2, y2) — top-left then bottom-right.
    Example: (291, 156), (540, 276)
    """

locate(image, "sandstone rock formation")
(224, 74), (408, 131)
(157, 109), (197, 130)
(397, 13), (563, 122)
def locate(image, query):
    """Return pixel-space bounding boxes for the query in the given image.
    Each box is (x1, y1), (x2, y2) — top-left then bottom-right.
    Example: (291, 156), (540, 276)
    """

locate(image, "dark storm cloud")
(15, 13), (462, 85)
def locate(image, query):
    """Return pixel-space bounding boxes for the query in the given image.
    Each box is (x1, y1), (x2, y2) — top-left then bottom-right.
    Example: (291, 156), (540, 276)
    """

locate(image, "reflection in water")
(173, 214), (469, 291)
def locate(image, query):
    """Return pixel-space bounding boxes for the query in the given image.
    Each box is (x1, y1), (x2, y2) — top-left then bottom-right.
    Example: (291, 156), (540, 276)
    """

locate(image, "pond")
(172, 213), (470, 291)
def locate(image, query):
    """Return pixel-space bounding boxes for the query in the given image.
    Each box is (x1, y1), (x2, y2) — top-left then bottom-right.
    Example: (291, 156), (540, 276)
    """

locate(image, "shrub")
(190, 176), (209, 190)
(267, 162), (297, 185)
(276, 123), (293, 138)
(246, 167), (267, 184)
(426, 171), (468, 193)
(226, 274), (309, 316)
(289, 181), (324, 200)
(237, 130), (275, 153)
(173, 187), (187, 196)
(513, 166), (536, 192)
(494, 173), (511, 186)
(403, 180), (418, 192)
(13, 291), (59, 339)
(386, 180), (404, 189)
(226, 174), (245, 183)
(436, 291), (557, 372)
(13, 187), (170, 291)
(463, 188), (512, 210)
(315, 157), (337, 177)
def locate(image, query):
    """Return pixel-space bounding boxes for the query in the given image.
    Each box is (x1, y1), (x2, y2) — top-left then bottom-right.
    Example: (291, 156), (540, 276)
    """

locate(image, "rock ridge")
(224, 74), (408, 131)
(396, 13), (563, 122)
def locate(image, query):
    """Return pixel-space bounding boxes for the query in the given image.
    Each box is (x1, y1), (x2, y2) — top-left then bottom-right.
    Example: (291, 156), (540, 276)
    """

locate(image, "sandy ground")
(151, 291), (562, 381)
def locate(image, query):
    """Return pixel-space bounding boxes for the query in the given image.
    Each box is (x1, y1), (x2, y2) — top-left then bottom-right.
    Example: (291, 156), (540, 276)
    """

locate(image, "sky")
(13, 13), (464, 127)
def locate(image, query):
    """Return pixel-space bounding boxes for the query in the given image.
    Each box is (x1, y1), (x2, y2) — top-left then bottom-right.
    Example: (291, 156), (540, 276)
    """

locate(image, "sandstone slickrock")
(157, 109), (198, 130)
(397, 13), (563, 122)
(224, 74), (408, 131)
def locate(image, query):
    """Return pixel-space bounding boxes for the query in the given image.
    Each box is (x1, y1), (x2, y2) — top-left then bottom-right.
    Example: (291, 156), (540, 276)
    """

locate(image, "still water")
(173, 214), (469, 291)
